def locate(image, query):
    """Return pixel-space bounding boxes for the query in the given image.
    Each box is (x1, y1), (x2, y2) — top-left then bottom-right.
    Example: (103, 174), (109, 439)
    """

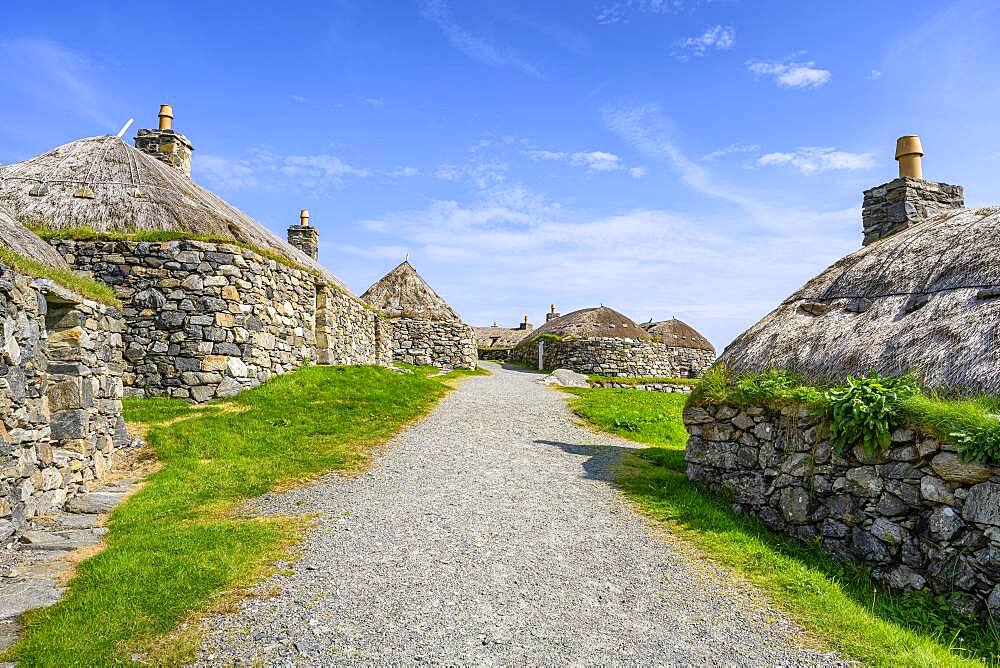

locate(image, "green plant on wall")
(824, 372), (918, 455)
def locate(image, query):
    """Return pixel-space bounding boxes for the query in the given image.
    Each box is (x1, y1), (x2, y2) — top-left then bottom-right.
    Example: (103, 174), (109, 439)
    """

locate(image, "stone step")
(18, 528), (107, 551)
(51, 513), (103, 530)
(0, 579), (62, 620)
(64, 491), (128, 514)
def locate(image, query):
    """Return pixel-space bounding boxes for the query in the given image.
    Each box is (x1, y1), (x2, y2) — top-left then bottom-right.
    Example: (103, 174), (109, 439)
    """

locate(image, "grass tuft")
(565, 387), (1000, 667)
(3, 365), (451, 666)
(0, 247), (121, 307)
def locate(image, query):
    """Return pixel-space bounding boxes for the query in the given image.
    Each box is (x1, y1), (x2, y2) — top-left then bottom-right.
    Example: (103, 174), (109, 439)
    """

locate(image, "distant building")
(473, 315), (535, 360)
(512, 306), (715, 377)
(362, 261), (477, 369)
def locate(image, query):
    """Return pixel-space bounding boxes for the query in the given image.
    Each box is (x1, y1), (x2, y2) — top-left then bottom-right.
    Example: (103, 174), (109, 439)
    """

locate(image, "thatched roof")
(643, 318), (715, 352)
(0, 135), (350, 292)
(721, 206), (1000, 394)
(524, 306), (650, 342)
(361, 261), (461, 321)
(473, 325), (532, 348)
(0, 206), (71, 270)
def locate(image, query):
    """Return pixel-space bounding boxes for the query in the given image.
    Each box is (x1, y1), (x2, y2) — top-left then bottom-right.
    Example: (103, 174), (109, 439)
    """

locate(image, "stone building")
(0, 106), (391, 402)
(0, 207), (131, 540)
(512, 306), (714, 377)
(362, 261), (476, 369)
(689, 135), (1000, 616)
(473, 315), (534, 360)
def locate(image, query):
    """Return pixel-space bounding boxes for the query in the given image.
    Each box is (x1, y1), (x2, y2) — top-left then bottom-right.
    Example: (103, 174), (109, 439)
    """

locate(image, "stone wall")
(315, 286), (392, 367)
(861, 177), (964, 246)
(588, 380), (693, 393)
(52, 239), (390, 402)
(512, 337), (714, 378)
(478, 347), (512, 362)
(390, 319), (477, 369)
(1, 266), (130, 541)
(685, 401), (1000, 617)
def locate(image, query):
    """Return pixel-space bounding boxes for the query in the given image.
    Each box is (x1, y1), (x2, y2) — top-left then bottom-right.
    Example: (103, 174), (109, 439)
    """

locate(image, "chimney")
(546, 303), (561, 322)
(287, 209), (319, 260)
(134, 104), (195, 177)
(518, 314), (533, 331)
(861, 134), (963, 246)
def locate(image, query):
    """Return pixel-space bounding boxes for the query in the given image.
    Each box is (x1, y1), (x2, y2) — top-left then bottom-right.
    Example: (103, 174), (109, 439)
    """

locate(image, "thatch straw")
(0, 206), (70, 270)
(473, 326), (532, 348)
(0, 136), (351, 292)
(523, 306), (650, 342)
(642, 318), (715, 352)
(721, 207), (1000, 394)
(361, 261), (461, 321)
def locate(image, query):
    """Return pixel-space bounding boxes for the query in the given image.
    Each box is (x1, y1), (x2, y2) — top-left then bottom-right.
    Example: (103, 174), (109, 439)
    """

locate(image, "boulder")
(538, 369), (588, 388)
(930, 452), (993, 485)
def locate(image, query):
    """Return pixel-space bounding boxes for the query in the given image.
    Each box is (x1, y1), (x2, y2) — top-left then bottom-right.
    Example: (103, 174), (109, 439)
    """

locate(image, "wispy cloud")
(756, 147), (875, 175)
(596, 0), (695, 25)
(0, 38), (113, 128)
(290, 95), (308, 103)
(386, 166), (421, 177)
(419, 0), (541, 77)
(700, 143), (760, 161)
(363, 97), (384, 107)
(747, 58), (831, 88)
(433, 160), (509, 189)
(526, 148), (644, 176)
(674, 25), (735, 61)
(868, 69), (883, 80)
(196, 148), (368, 192)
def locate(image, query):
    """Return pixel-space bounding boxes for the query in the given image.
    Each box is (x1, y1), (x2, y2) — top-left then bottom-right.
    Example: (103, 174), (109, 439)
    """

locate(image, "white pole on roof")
(115, 118), (135, 139)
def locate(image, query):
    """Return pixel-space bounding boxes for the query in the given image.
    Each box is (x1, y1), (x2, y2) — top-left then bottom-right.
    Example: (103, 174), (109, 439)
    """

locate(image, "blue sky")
(3, 0), (999, 350)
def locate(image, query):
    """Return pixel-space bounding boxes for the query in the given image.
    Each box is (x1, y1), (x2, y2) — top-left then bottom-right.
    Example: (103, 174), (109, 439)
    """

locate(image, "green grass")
(565, 387), (1000, 667)
(3, 365), (453, 667)
(587, 374), (700, 387)
(0, 247), (120, 307)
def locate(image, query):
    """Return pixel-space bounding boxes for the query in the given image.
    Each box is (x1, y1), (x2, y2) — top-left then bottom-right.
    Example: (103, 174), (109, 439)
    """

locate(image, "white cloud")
(700, 143), (761, 161)
(526, 148), (643, 175)
(290, 95), (307, 103)
(363, 97), (384, 107)
(756, 147), (876, 175)
(433, 160), (508, 189)
(195, 148), (368, 192)
(747, 59), (831, 88)
(596, 0), (694, 25)
(675, 25), (735, 60)
(387, 166), (421, 177)
(869, 69), (883, 80)
(419, 0), (541, 77)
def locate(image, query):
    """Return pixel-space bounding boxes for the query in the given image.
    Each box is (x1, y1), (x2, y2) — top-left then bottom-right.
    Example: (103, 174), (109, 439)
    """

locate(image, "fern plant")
(825, 372), (918, 455)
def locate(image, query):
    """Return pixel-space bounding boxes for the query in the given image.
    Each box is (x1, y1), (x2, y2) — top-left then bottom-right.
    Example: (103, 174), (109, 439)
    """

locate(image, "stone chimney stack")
(861, 135), (964, 246)
(134, 104), (194, 177)
(546, 304), (561, 322)
(287, 209), (319, 260)
(518, 315), (533, 331)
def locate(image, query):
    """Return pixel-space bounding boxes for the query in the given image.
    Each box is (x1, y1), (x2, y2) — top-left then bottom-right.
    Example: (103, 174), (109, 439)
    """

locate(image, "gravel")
(194, 363), (844, 666)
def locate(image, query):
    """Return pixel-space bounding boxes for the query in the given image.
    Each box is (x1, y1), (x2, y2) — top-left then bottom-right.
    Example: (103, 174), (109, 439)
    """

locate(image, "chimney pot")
(300, 209), (310, 226)
(895, 134), (924, 179)
(158, 104), (174, 131)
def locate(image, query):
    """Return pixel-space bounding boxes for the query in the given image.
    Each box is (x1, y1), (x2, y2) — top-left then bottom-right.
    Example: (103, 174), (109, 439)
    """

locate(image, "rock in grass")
(538, 369), (588, 388)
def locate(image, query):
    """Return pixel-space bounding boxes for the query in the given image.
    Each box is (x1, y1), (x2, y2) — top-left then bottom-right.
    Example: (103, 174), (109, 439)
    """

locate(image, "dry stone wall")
(685, 402), (1000, 617)
(390, 319), (477, 369)
(513, 337), (713, 378)
(52, 239), (390, 402)
(0, 266), (131, 541)
(588, 380), (693, 393)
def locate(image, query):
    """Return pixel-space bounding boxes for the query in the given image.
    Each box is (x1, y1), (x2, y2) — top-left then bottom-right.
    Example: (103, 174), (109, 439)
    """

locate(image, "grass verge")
(587, 374), (699, 387)
(565, 387), (1000, 667)
(3, 365), (453, 666)
(0, 247), (120, 307)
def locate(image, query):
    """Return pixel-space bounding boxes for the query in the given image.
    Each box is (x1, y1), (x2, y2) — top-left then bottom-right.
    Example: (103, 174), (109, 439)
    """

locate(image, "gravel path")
(195, 363), (843, 666)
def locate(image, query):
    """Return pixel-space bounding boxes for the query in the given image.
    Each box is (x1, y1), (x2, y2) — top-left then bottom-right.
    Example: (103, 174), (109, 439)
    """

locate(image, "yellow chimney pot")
(158, 104), (174, 131)
(895, 135), (924, 179)
(523, 315), (529, 323)
(299, 209), (310, 226)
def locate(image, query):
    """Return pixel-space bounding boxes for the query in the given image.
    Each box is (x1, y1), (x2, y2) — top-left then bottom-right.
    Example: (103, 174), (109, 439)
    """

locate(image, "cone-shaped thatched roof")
(473, 325), (532, 348)
(0, 206), (71, 270)
(721, 206), (1000, 394)
(643, 318), (715, 352)
(361, 261), (461, 321)
(524, 306), (650, 341)
(0, 135), (350, 292)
